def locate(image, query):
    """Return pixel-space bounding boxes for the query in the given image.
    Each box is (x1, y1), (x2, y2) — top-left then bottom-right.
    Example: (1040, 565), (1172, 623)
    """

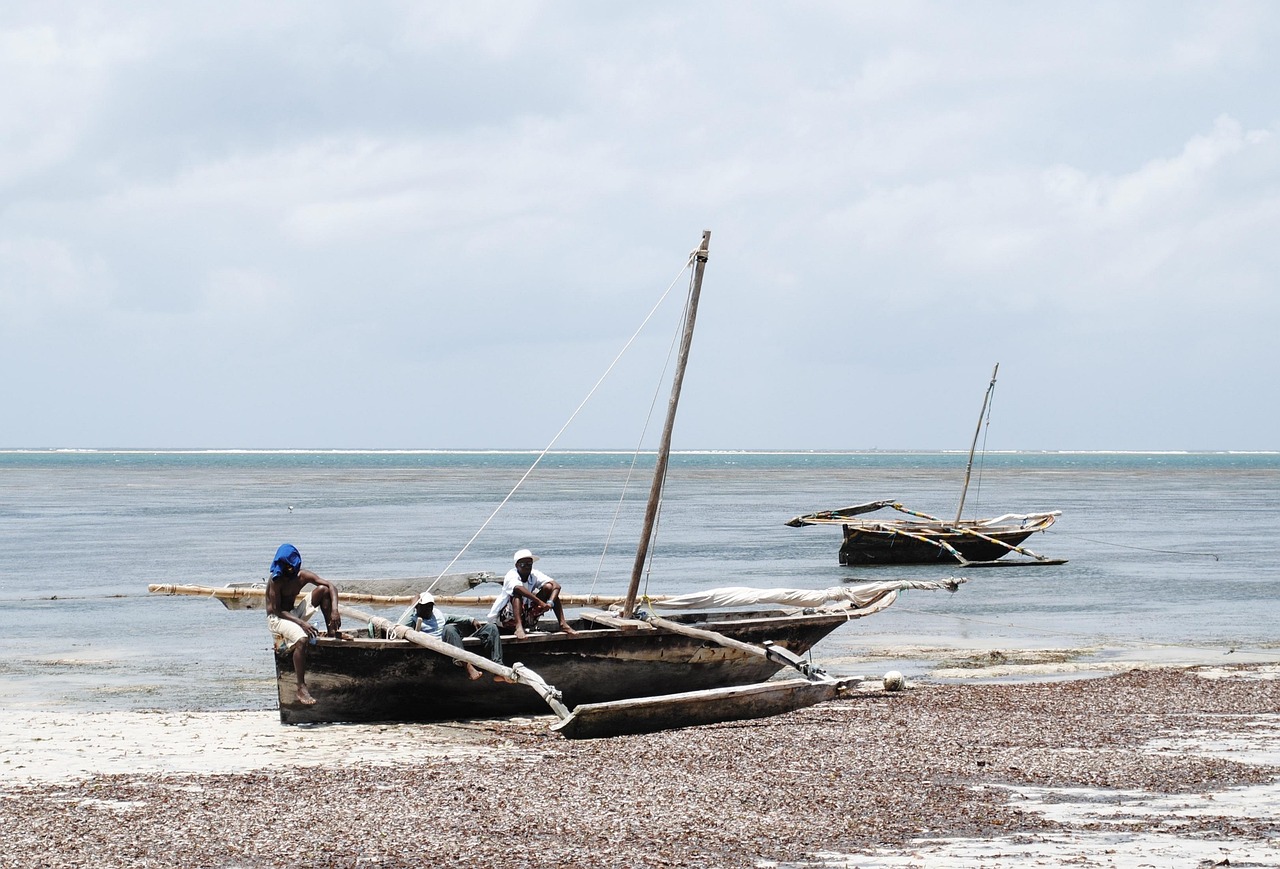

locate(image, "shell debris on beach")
(2, 664), (1278, 868)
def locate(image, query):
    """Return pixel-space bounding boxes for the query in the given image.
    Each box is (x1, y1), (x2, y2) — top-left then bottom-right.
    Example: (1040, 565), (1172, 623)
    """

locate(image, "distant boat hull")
(274, 609), (852, 725)
(839, 522), (1043, 565)
(787, 502), (1061, 566)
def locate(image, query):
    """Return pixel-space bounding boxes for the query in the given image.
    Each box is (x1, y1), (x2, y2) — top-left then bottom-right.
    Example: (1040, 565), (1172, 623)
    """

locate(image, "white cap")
(513, 548), (539, 564)
(416, 591), (435, 606)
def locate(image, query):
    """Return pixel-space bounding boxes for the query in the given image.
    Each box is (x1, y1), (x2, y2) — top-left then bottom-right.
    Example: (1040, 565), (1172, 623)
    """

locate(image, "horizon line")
(2, 448), (1277, 457)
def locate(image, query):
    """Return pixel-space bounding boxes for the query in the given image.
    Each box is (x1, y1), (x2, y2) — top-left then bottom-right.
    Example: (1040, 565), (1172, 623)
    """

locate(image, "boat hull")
(274, 610), (851, 725)
(839, 526), (1038, 565)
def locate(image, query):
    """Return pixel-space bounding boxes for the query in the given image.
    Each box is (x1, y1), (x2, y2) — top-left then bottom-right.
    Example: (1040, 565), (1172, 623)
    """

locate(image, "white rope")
(632, 274), (694, 601)
(427, 247), (701, 592)
(587, 274), (689, 594)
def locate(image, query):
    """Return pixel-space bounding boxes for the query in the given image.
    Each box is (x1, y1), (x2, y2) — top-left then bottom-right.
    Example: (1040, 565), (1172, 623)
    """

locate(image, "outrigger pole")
(622, 230), (710, 619)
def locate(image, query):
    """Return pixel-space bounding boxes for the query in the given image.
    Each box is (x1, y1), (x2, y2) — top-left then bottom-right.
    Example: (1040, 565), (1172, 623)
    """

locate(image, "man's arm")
(265, 577), (285, 618)
(267, 577), (320, 638)
(512, 584), (543, 604)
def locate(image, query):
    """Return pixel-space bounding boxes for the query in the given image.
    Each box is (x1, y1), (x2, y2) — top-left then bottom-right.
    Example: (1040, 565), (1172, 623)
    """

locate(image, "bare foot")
(494, 674), (515, 684)
(559, 623), (578, 635)
(465, 664), (483, 681)
(296, 685), (317, 705)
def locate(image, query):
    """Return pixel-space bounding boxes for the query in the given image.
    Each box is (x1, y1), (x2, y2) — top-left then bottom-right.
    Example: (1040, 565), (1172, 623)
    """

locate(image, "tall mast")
(622, 230), (711, 618)
(955, 362), (998, 524)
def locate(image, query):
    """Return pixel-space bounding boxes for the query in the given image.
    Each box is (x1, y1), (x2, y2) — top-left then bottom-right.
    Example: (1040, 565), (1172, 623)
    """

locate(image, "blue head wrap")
(270, 543), (302, 578)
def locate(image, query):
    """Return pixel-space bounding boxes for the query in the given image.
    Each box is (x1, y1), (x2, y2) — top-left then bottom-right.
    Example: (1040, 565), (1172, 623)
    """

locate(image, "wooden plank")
(578, 609), (654, 631)
(550, 678), (851, 739)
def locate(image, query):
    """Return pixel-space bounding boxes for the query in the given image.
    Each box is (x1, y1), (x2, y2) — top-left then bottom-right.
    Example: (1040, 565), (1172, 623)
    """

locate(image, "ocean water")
(1, 450), (1277, 713)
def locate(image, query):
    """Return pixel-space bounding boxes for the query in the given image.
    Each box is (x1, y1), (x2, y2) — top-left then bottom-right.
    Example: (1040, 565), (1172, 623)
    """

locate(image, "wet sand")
(1, 664), (1278, 868)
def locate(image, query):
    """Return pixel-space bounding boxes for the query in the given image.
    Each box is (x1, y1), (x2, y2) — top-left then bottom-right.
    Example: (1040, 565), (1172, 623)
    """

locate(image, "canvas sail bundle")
(629, 579), (963, 612)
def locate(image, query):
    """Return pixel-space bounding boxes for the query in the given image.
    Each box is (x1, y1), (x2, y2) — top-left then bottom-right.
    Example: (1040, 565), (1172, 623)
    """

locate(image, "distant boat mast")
(956, 363), (998, 524)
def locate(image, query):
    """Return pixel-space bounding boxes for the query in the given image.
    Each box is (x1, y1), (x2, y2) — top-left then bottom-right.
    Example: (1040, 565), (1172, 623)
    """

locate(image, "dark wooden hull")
(274, 609), (851, 725)
(840, 525), (1037, 565)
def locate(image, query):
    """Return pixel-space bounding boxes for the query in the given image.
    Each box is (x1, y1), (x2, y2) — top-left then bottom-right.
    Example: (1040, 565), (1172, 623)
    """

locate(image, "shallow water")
(2, 450), (1277, 712)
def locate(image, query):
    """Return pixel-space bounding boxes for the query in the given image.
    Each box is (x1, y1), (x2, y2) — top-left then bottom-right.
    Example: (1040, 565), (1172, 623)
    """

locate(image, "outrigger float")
(150, 231), (963, 738)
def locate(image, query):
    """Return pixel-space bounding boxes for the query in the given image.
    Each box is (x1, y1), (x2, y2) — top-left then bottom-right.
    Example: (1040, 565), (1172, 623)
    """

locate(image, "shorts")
(268, 596), (318, 651)
(496, 597), (550, 633)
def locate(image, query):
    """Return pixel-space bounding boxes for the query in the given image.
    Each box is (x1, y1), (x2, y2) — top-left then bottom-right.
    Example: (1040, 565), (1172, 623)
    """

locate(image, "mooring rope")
(1044, 530), (1220, 561)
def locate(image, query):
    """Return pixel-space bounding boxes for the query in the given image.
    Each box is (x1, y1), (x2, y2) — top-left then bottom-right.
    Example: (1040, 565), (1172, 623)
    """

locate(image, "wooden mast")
(955, 362), (998, 524)
(622, 230), (711, 619)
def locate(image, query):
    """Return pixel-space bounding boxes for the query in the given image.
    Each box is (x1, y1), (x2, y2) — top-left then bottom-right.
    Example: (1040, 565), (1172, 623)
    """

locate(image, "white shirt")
(486, 567), (553, 621)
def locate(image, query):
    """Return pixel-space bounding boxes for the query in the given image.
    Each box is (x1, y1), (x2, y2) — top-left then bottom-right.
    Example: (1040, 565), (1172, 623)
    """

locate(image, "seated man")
(486, 548), (577, 639)
(399, 591), (510, 682)
(265, 543), (342, 706)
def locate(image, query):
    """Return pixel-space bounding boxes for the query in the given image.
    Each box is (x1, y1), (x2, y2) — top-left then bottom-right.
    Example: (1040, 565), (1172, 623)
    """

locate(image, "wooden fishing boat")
(786, 365), (1066, 568)
(152, 231), (964, 737)
(269, 231), (949, 734)
(785, 500), (1061, 566)
(152, 576), (956, 728)
(275, 606), (859, 726)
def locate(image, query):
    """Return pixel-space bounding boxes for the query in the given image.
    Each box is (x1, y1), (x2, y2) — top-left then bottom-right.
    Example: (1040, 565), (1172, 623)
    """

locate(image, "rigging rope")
(587, 279), (686, 594)
(634, 280), (697, 600)
(427, 248), (700, 593)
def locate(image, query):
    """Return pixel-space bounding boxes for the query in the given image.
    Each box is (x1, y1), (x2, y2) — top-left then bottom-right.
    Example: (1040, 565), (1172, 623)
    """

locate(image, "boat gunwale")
(313, 607), (858, 653)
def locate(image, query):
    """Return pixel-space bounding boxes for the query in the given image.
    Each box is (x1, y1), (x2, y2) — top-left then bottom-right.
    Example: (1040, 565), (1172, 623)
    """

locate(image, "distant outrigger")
(785, 365), (1066, 568)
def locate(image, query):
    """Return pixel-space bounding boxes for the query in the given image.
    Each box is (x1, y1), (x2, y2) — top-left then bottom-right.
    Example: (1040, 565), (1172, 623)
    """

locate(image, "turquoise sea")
(2, 450), (1277, 713)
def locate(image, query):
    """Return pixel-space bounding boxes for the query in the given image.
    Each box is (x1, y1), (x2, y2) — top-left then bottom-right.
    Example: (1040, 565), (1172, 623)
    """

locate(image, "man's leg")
(511, 596), (527, 638)
(311, 585), (339, 637)
(474, 624), (513, 683)
(290, 640), (316, 705)
(476, 623), (504, 666)
(443, 625), (482, 680)
(541, 583), (577, 634)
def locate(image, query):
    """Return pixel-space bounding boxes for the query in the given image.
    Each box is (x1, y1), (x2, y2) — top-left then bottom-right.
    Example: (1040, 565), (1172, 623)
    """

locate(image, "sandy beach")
(2, 663), (1278, 868)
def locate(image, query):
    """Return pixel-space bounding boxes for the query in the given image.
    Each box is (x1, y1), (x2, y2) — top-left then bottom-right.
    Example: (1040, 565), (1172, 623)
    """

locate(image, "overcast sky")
(2, 2), (1277, 451)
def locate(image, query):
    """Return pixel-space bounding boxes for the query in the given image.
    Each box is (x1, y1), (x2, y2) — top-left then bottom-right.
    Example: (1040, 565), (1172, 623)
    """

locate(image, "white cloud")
(1045, 116), (1272, 224)
(1, 2), (1278, 449)
(0, 236), (113, 326)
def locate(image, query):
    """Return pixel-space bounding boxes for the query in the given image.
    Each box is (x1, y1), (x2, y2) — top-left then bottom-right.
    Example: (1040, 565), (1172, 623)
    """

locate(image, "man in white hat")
(486, 548), (577, 639)
(398, 591), (508, 681)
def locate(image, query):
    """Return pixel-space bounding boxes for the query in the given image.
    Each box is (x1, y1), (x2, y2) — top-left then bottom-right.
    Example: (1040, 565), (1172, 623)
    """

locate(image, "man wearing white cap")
(486, 549), (577, 639)
(398, 591), (508, 681)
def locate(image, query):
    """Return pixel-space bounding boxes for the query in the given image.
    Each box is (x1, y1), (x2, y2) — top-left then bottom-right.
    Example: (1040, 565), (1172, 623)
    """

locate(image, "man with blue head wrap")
(266, 543), (342, 706)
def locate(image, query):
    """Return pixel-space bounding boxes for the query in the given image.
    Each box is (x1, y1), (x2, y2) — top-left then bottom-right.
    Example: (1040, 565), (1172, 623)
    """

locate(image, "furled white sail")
(635, 579), (962, 611)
